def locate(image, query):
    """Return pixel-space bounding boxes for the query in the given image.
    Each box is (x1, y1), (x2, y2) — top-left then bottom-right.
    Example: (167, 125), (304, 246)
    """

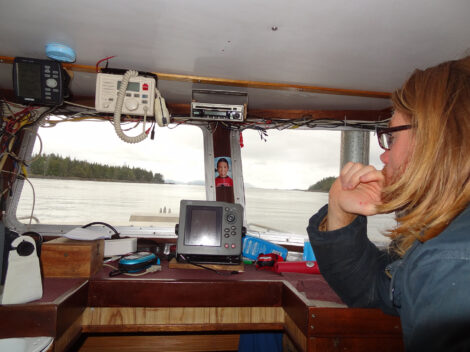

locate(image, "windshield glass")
(15, 120), (393, 246)
(16, 120), (205, 227)
(241, 128), (394, 247)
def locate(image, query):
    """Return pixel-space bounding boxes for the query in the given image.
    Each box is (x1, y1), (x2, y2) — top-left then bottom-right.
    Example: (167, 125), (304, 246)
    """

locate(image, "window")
(241, 129), (394, 247)
(15, 120), (205, 229)
(241, 128), (340, 244)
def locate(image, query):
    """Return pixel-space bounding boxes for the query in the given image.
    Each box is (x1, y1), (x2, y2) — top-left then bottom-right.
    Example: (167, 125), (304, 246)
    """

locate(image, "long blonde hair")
(380, 56), (470, 257)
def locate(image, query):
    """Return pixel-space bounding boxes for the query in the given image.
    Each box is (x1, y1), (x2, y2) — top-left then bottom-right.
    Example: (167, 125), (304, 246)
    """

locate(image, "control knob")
(125, 98), (139, 111)
(46, 78), (58, 88)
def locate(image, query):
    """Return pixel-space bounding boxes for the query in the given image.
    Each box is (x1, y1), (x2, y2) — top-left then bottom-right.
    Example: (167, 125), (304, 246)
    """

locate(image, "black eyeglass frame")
(376, 125), (412, 150)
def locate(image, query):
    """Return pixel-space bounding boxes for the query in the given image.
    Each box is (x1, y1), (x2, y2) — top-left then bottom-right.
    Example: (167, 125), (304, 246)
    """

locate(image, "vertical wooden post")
(212, 124), (234, 203)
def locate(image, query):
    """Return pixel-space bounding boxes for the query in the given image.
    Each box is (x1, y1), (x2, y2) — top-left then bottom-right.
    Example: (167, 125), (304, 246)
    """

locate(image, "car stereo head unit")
(190, 102), (245, 122)
(176, 200), (243, 264)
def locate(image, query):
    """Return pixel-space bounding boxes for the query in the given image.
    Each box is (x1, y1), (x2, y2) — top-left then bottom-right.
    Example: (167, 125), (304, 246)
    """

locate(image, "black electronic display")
(184, 207), (221, 247)
(176, 200), (243, 264)
(16, 62), (42, 99)
(13, 57), (64, 106)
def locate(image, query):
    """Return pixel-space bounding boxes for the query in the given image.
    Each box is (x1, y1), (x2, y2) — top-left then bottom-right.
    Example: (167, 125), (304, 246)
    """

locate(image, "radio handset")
(114, 70), (149, 143)
(155, 88), (170, 127)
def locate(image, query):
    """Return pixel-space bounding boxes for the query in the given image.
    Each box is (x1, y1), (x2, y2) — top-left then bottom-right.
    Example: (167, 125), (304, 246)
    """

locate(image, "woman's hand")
(327, 162), (385, 231)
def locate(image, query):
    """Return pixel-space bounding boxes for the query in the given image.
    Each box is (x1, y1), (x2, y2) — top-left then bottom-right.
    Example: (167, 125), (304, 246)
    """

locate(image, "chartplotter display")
(176, 200), (243, 264)
(13, 57), (64, 106)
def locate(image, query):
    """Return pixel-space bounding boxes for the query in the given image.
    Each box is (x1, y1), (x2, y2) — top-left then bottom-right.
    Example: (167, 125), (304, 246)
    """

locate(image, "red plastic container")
(274, 261), (320, 274)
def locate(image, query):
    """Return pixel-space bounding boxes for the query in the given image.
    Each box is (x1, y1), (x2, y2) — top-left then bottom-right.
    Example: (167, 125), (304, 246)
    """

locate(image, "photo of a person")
(215, 157), (233, 187)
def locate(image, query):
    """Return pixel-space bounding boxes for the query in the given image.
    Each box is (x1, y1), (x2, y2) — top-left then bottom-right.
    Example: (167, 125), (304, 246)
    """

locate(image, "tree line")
(29, 153), (334, 189)
(308, 176), (336, 192)
(29, 153), (165, 184)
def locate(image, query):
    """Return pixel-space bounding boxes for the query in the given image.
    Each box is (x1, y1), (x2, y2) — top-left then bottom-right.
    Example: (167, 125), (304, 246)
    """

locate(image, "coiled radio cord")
(113, 70), (148, 144)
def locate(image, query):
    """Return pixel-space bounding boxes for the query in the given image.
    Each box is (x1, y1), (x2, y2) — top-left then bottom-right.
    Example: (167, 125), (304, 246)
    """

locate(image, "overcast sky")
(34, 119), (384, 190)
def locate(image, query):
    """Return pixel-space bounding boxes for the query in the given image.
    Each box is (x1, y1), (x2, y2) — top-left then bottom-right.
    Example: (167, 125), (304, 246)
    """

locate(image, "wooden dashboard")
(0, 258), (403, 352)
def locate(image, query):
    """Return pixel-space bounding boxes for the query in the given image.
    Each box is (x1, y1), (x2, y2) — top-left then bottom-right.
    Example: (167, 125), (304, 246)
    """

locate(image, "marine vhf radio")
(95, 68), (170, 144)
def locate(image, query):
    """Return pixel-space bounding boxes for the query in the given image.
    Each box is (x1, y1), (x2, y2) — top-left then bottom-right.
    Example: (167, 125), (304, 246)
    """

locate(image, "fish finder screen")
(184, 206), (222, 247)
(17, 62), (42, 99)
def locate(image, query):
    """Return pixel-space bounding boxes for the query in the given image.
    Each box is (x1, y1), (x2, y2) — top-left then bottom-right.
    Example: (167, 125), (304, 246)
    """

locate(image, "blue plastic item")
(45, 43), (76, 62)
(242, 235), (288, 260)
(303, 241), (316, 261)
(118, 252), (159, 273)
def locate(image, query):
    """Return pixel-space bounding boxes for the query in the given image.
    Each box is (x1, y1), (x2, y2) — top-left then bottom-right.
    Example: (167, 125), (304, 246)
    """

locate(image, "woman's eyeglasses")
(377, 125), (412, 150)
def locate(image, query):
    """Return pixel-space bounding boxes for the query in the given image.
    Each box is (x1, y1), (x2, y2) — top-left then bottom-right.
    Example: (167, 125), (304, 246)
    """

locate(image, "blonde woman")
(308, 55), (470, 351)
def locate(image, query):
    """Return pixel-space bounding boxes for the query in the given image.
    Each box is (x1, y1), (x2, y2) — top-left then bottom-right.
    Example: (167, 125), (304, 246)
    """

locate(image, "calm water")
(17, 178), (395, 245)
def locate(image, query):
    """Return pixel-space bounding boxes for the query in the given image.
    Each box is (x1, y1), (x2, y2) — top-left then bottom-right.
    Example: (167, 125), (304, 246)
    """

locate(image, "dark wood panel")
(88, 280), (283, 307)
(215, 186), (235, 203)
(212, 124), (232, 157)
(247, 107), (392, 121)
(308, 307), (402, 337)
(0, 88), (391, 122)
(282, 282), (310, 336)
(0, 304), (57, 338)
(212, 124), (234, 203)
(156, 103), (393, 122)
(55, 281), (89, 338)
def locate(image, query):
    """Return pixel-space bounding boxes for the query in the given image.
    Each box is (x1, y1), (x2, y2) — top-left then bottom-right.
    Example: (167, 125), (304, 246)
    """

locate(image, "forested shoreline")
(29, 153), (337, 189)
(29, 153), (165, 184)
(307, 176), (336, 192)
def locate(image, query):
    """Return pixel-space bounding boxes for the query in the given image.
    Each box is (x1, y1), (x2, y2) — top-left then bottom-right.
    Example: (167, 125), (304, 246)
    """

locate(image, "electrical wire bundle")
(0, 100), (49, 216)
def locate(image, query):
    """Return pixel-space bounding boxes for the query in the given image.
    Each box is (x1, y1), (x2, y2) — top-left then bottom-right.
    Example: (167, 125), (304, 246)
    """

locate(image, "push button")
(46, 78), (57, 88)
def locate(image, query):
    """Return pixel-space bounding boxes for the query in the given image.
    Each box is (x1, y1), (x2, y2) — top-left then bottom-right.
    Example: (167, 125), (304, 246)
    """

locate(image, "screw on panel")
(311, 314), (316, 318)
(310, 325), (314, 330)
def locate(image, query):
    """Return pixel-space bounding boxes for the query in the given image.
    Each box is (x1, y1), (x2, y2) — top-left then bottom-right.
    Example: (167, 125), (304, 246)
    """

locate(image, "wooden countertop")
(0, 260), (403, 352)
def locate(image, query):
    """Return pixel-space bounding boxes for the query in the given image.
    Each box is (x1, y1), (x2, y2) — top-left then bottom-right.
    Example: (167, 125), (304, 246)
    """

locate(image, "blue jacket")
(308, 204), (470, 352)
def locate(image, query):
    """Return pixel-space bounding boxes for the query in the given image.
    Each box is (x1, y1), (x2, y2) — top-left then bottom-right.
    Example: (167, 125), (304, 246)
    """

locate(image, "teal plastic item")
(303, 241), (316, 261)
(45, 43), (76, 62)
(242, 235), (288, 260)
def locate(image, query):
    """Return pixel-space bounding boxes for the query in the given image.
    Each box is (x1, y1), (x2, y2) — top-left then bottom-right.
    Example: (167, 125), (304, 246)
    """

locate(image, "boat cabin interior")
(0, 1), (469, 351)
